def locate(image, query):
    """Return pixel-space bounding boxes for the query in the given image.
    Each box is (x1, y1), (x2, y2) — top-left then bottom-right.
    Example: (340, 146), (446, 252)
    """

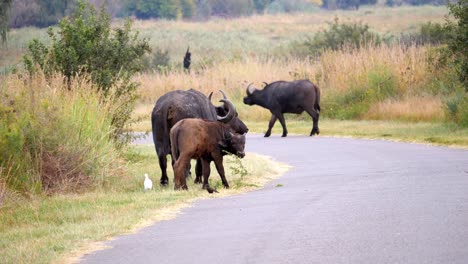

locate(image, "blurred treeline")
(7, 0), (446, 28)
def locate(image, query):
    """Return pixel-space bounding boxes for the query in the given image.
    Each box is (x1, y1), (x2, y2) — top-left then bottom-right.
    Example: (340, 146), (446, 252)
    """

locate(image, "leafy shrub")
(445, 0), (467, 90)
(298, 18), (382, 57)
(124, 0), (180, 19)
(266, 0), (320, 14)
(324, 66), (396, 119)
(399, 22), (449, 46)
(142, 48), (171, 72)
(23, 0), (150, 145)
(24, 1), (150, 95)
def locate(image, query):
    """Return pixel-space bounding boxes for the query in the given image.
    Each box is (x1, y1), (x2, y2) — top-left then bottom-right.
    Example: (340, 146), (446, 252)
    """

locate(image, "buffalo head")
(214, 90), (249, 134)
(243, 83), (260, 106)
(219, 131), (246, 158)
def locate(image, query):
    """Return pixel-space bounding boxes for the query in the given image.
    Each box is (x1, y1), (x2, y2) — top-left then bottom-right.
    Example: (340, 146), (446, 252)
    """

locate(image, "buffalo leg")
(201, 159), (216, 193)
(157, 152), (169, 185)
(265, 114), (277, 137)
(194, 159), (203, 184)
(173, 155), (189, 190)
(305, 107), (320, 136)
(276, 113), (288, 137)
(213, 155), (229, 189)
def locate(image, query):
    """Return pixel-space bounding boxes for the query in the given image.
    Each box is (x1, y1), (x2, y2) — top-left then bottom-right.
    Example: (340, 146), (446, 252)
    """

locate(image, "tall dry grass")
(0, 73), (125, 196)
(364, 96), (445, 122)
(135, 43), (443, 124)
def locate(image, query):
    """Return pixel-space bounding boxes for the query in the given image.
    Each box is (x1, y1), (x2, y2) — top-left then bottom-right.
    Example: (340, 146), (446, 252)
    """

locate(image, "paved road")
(82, 134), (468, 264)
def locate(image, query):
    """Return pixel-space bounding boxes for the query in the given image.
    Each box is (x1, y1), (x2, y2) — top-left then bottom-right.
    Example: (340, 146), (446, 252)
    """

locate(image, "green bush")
(298, 18), (382, 57)
(399, 22), (449, 46)
(24, 1), (150, 95)
(445, 0), (467, 89)
(266, 0), (319, 14)
(324, 67), (396, 119)
(125, 0), (180, 19)
(142, 48), (171, 72)
(23, 0), (150, 145)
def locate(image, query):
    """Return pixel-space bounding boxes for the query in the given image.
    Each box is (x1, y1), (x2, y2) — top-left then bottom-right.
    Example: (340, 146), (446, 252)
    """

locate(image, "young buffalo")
(170, 118), (246, 193)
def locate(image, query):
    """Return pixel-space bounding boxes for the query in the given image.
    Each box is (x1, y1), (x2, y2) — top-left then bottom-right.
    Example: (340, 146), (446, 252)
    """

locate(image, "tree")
(180, 0), (195, 18)
(445, 0), (468, 89)
(126, 0), (180, 19)
(253, 0), (272, 12)
(0, 0), (13, 44)
(23, 0), (151, 141)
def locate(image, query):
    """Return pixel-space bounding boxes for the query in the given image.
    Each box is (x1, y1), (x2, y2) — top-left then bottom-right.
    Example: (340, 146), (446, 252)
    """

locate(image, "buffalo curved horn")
(246, 82), (256, 95)
(262, 82), (269, 87)
(217, 99), (237, 123)
(208, 91), (213, 101)
(219, 89), (228, 100)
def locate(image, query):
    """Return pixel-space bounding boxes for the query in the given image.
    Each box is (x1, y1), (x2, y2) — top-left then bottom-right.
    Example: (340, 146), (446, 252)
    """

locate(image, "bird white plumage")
(144, 173), (153, 190)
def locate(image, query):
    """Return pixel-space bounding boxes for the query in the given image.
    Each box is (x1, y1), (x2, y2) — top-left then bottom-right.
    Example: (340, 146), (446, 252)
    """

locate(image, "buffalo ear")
(218, 140), (228, 148)
(218, 131), (232, 147)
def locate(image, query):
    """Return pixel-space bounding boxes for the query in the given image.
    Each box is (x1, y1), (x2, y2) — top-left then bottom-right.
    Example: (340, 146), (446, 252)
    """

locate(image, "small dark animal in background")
(243, 80), (321, 137)
(170, 118), (246, 193)
(183, 46), (191, 71)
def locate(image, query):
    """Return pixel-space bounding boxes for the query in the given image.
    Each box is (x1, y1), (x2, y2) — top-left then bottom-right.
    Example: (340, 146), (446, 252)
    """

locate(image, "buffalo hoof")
(160, 179), (169, 186)
(207, 187), (218, 194)
(174, 185), (188, 191)
(281, 134), (287, 137)
(203, 184), (218, 194)
(264, 132), (271, 137)
(194, 178), (202, 184)
(310, 128), (320, 136)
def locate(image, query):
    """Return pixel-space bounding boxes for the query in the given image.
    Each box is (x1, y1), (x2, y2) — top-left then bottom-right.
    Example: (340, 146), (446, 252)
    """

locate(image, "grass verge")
(130, 102), (468, 148)
(245, 119), (468, 148)
(0, 145), (288, 264)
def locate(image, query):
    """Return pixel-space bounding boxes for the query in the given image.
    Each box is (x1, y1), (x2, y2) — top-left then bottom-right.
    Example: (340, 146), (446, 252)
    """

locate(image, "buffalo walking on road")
(243, 80), (320, 137)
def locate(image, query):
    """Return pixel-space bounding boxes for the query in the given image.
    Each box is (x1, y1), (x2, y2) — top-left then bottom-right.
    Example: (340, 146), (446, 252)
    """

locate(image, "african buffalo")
(151, 89), (248, 186)
(243, 80), (320, 137)
(170, 118), (246, 193)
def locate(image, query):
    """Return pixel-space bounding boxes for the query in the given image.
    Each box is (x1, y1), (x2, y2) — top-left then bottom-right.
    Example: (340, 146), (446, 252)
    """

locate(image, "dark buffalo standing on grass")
(243, 80), (321, 137)
(151, 89), (248, 186)
(170, 118), (246, 193)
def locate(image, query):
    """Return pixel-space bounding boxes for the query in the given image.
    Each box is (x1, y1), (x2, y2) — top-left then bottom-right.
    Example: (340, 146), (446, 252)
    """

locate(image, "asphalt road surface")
(82, 134), (468, 264)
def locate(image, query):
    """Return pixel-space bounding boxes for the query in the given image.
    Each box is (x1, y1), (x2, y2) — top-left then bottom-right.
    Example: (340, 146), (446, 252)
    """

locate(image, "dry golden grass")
(364, 95), (445, 122)
(318, 44), (433, 94)
(135, 44), (441, 124)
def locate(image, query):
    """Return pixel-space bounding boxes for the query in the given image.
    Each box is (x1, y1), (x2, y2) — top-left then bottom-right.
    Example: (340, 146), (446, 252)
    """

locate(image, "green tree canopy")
(446, 0), (468, 89)
(0, 0), (13, 43)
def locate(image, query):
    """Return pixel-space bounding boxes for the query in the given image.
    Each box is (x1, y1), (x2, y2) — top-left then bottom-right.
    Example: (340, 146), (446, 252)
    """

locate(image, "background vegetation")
(2, 0), (449, 28)
(0, 1), (467, 262)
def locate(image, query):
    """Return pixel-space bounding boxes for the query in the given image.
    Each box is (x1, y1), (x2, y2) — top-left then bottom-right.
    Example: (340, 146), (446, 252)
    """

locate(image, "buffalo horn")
(208, 91), (213, 101)
(246, 82), (256, 95)
(219, 89), (228, 100)
(217, 99), (236, 123)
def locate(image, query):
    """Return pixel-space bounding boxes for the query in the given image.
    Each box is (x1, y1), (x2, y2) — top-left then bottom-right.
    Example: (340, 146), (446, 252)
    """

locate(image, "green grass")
(245, 119), (468, 147)
(0, 145), (288, 263)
